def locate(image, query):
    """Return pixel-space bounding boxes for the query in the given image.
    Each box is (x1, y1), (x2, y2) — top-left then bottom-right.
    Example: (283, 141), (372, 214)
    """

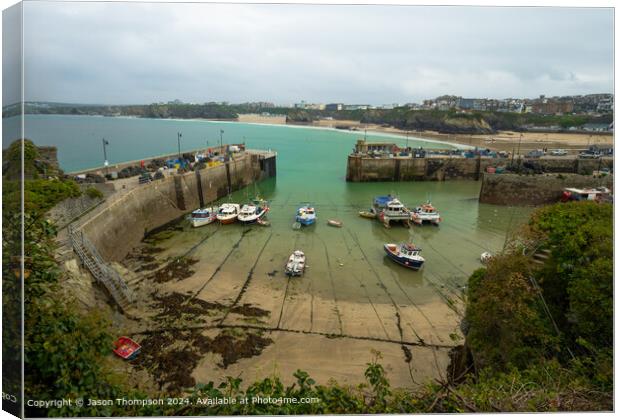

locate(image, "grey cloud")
(20, 2), (614, 105)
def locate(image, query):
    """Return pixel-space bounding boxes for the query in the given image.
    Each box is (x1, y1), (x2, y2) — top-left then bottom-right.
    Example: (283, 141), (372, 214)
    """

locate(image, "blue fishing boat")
(296, 204), (317, 226)
(384, 242), (425, 270)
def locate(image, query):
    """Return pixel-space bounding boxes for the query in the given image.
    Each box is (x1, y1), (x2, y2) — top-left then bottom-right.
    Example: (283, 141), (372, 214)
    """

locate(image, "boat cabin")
(400, 243), (421, 256)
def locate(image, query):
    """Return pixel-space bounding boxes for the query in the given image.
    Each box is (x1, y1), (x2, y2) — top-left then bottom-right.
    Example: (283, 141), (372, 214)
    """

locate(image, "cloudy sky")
(9, 2), (616, 105)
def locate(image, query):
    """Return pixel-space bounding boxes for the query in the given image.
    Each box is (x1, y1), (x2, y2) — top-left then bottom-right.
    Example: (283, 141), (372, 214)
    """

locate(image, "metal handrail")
(68, 224), (133, 305)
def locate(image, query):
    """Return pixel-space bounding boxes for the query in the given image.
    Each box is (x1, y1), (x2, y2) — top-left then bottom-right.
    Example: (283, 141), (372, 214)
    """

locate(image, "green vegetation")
(461, 201), (612, 410)
(85, 186), (104, 200)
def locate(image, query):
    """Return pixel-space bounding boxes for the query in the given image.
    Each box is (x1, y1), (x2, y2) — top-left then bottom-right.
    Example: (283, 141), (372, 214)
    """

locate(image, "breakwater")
(76, 149), (276, 261)
(346, 155), (613, 182)
(479, 173), (613, 206)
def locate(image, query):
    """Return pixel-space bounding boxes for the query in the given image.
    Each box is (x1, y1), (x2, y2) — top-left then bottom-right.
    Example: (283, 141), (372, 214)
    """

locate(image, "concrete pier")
(75, 149), (276, 261)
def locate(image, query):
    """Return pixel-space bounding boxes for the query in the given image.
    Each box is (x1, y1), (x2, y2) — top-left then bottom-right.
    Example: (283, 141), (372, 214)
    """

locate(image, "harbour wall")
(479, 173), (613, 206)
(346, 155), (613, 182)
(78, 150), (276, 262)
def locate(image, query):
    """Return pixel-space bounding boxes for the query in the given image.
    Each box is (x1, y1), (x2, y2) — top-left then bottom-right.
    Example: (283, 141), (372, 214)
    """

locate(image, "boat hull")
(218, 216), (238, 224)
(191, 216), (216, 227)
(411, 214), (441, 225)
(238, 208), (269, 223)
(296, 217), (316, 226)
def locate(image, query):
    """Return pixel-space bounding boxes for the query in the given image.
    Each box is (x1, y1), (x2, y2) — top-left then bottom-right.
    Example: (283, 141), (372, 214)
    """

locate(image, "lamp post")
(102, 138), (109, 173)
(220, 129), (224, 153)
(177, 132), (182, 159)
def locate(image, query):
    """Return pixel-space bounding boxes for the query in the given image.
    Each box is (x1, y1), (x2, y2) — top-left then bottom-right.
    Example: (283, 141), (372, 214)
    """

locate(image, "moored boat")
(384, 242), (425, 270)
(374, 196), (410, 227)
(411, 202), (442, 225)
(327, 219), (343, 227)
(285, 250), (306, 276)
(359, 210), (376, 219)
(190, 207), (216, 227)
(237, 200), (269, 223)
(480, 252), (492, 264)
(216, 203), (240, 224)
(296, 204), (317, 226)
(561, 187), (612, 203)
(113, 336), (141, 360)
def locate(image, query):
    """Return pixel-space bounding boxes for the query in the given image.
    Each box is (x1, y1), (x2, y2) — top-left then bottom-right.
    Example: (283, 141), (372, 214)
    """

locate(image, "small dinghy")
(480, 252), (492, 264)
(328, 219), (343, 227)
(359, 210), (376, 219)
(285, 250), (306, 276)
(257, 218), (271, 227)
(292, 221), (302, 230)
(113, 336), (141, 360)
(384, 242), (425, 270)
(190, 207), (216, 227)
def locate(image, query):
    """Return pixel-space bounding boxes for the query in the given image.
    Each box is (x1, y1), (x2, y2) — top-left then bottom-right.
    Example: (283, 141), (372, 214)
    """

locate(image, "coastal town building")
(325, 103), (344, 111)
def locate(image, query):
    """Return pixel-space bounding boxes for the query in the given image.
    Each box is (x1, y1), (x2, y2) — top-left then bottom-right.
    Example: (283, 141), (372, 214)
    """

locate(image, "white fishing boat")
(237, 200), (269, 224)
(216, 203), (240, 224)
(190, 207), (217, 227)
(411, 202), (442, 225)
(374, 196), (411, 227)
(285, 250), (306, 276)
(561, 187), (612, 203)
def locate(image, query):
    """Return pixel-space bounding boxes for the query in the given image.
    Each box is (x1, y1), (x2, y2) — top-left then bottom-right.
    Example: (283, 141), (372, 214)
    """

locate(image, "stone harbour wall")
(479, 173), (613, 206)
(78, 152), (276, 261)
(346, 155), (613, 182)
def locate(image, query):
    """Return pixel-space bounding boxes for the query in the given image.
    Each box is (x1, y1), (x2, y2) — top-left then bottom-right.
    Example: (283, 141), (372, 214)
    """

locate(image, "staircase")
(532, 248), (552, 266)
(68, 225), (133, 312)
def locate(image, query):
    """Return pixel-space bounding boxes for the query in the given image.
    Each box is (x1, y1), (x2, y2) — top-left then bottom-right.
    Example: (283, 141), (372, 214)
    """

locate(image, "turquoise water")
(4, 114), (450, 173)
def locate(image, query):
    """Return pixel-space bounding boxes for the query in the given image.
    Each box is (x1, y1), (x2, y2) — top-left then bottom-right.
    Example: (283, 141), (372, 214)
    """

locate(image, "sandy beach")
(238, 113), (287, 125)
(236, 114), (613, 153)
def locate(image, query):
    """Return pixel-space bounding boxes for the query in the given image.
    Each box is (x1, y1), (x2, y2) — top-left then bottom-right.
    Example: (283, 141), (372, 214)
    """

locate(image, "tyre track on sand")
(184, 228), (252, 304)
(181, 225), (221, 258)
(316, 234), (344, 335)
(131, 323), (455, 349)
(218, 232), (273, 326)
(347, 229), (425, 344)
(276, 232), (300, 329)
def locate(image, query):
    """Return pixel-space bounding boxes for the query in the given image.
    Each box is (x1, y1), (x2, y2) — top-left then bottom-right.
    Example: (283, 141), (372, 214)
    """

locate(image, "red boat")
(113, 336), (141, 360)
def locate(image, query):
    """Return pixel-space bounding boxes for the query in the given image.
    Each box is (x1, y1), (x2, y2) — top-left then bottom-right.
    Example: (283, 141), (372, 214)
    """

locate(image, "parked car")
(498, 151), (510, 158)
(138, 173), (153, 184)
(579, 152), (601, 159)
(526, 150), (544, 158)
(550, 149), (568, 156)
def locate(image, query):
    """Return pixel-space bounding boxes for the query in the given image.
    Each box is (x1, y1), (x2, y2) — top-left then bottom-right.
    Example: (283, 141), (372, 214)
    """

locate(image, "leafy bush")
(85, 186), (104, 200)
